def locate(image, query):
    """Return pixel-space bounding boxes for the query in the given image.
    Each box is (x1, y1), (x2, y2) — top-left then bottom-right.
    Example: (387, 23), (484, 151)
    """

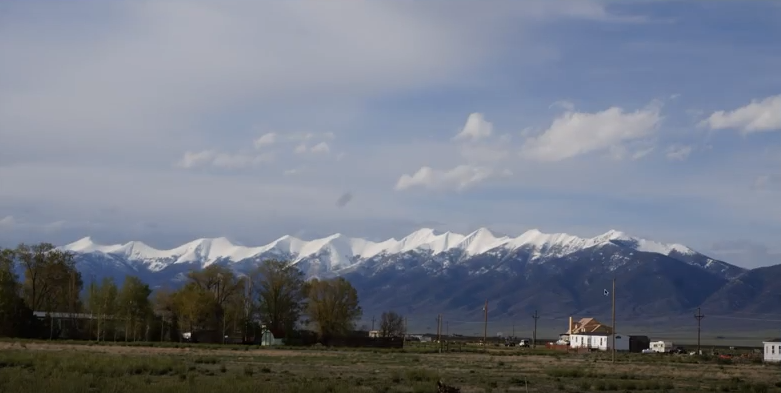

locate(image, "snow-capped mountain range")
(60, 227), (774, 321)
(62, 227), (704, 276)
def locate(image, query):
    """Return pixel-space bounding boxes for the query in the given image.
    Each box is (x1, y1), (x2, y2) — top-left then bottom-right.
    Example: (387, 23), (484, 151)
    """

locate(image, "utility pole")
(483, 300), (488, 351)
(446, 321), (449, 338)
(371, 316), (376, 331)
(512, 320), (515, 339)
(611, 277), (616, 363)
(532, 310), (540, 349)
(402, 317), (407, 347)
(436, 314), (442, 353)
(695, 307), (705, 355)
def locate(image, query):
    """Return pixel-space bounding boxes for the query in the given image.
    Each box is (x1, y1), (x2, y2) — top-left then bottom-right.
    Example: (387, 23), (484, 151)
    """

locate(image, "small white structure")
(569, 333), (629, 351)
(650, 341), (674, 353)
(763, 340), (781, 363)
(260, 330), (283, 346)
(368, 330), (380, 338)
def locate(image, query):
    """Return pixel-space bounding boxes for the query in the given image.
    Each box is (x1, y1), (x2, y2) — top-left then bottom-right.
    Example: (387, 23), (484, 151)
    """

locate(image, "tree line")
(0, 242), (405, 343)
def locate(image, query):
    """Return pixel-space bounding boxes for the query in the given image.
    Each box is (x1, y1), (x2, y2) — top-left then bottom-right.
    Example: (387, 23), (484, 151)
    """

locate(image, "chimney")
(569, 316), (573, 334)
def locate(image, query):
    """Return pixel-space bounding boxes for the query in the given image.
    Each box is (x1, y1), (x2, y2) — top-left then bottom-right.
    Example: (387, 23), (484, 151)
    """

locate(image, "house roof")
(570, 332), (611, 336)
(763, 339), (781, 343)
(568, 317), (613, 334)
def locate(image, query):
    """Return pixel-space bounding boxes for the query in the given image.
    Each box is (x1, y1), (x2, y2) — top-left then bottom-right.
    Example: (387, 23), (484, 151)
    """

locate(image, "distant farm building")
(763, 339), (781, 363)
(650, 340), (674, 353)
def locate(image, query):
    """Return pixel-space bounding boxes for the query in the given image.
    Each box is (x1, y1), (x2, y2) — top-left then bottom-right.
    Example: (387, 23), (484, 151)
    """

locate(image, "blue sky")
(1, 0), (780, 268)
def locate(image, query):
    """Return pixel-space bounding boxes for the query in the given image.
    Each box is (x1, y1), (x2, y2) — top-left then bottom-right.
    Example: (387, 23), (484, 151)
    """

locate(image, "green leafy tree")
(306, 277), (362, 341)
(251, 259), (306, 338)
(0, 248), (37, 337)
(86, 277), (119, 341)
(185, 265), (245, 341)
(17, 243), (82, 313)
(172, 282), (219, 335)
(117, 275), (152, 341)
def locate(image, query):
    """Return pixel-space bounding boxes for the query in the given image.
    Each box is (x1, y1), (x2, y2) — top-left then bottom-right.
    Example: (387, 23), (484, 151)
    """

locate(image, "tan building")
(567, 316), (613, 335)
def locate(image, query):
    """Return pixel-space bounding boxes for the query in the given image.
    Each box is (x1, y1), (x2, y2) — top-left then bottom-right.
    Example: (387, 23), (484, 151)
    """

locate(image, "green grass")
(0, 340), (779, 393)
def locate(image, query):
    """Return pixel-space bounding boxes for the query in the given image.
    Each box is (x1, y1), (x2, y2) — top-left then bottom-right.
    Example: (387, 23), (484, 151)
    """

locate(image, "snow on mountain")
(61, 227), (704, 274)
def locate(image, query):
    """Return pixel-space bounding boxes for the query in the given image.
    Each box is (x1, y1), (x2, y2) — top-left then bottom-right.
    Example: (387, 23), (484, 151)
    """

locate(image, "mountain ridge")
(51, 226), (780, 322)
(60, 227), (728, 275)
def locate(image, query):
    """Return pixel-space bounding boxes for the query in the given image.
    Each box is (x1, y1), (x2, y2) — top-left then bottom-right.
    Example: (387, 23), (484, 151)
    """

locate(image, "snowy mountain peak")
(60, 227), (706, 273)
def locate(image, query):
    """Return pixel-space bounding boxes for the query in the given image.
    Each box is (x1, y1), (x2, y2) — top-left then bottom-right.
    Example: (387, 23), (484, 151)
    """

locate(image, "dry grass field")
(0, 341), (779, 393)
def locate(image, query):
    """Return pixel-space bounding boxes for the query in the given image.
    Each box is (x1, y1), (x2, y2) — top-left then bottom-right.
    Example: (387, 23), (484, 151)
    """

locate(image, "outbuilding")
(763, 339), (781, 363)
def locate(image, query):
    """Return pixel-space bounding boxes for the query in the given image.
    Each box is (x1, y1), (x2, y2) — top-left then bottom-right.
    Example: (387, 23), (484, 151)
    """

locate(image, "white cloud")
(254, 132), (277, 149)
(294, 141), (331, 155)
(459, 144), (510, 163)
(549, 100), (575, 111)
(395, 165), (497, 191)
(177, 150), (218, 169)
(176, 150), (273, 169)
(0, 216), (16, 229)
(631, 146), (655, 160)
(520, 104), (662, 161)
(310, 142), (331, 154)
(665, 145), (693, 161)
(701, 94), (781, 134)
(453, 113), (493, 142)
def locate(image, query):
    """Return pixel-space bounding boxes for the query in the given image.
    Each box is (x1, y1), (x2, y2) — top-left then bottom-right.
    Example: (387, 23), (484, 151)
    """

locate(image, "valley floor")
(0, 341), (778, 392)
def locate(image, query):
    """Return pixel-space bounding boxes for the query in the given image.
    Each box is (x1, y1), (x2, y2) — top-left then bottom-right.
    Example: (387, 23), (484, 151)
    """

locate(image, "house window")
(772, 346), (775, 354)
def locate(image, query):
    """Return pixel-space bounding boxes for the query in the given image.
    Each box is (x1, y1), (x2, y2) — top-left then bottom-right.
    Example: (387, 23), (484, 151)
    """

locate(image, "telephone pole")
(611, 277), (616, 363)
(483, 300), (488, 350)
(695, 307), (705, 355)
(402, 317), (407, 347)
(532, 309), (540, 349)
(371, 316), (375, 331)
(512, 320), (515, 339)
(436, 314), (442, 353)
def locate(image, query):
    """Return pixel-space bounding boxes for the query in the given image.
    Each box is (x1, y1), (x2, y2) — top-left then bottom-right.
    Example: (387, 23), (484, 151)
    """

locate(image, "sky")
(1, 0), (780, 268)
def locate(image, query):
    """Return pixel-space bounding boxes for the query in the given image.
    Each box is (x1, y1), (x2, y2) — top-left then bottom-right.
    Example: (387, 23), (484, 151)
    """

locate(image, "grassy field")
(0, 340), (779, 393)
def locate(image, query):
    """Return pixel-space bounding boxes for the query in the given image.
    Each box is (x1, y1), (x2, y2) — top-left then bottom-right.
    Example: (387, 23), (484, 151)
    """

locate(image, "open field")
(1, 341), (780, 392)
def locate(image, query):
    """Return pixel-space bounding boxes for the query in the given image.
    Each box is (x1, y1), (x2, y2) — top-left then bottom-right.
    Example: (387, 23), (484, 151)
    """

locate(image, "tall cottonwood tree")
(379, 311), (405, 338)
(184, 265), (245, 341)
(0, 248), (36, 337)
(306, 277), (362, 341)
(117, 275), (152, 341)
(251, 259), (306, 338)
(17, 243), (82, 313)
(86, 277), (119, 341)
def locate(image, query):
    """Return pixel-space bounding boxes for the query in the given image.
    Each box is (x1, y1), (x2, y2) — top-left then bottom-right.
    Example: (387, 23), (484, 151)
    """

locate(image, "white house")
(569, 333), (629, 351)
(650, 341), (674, 353)
(763, 340), (781, 363)
(260, 331), (284, 346)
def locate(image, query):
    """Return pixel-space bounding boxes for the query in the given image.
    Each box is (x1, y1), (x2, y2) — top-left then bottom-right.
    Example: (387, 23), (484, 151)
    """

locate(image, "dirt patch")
(0, 342), (334, 358)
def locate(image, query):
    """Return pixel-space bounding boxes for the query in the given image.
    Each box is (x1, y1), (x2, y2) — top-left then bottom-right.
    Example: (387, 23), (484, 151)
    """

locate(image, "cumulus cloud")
(701, 94), (781, 134)
(395, 165), (502, 191)
(294, 141), (331, 155)
(453, 113), (493, 141)
(176, 150), (273, 169)
(665, 145), (693, 161)
(310, 142), (331, 154)
(254, 132), (277, 149)
(520, 104), (662, 161)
